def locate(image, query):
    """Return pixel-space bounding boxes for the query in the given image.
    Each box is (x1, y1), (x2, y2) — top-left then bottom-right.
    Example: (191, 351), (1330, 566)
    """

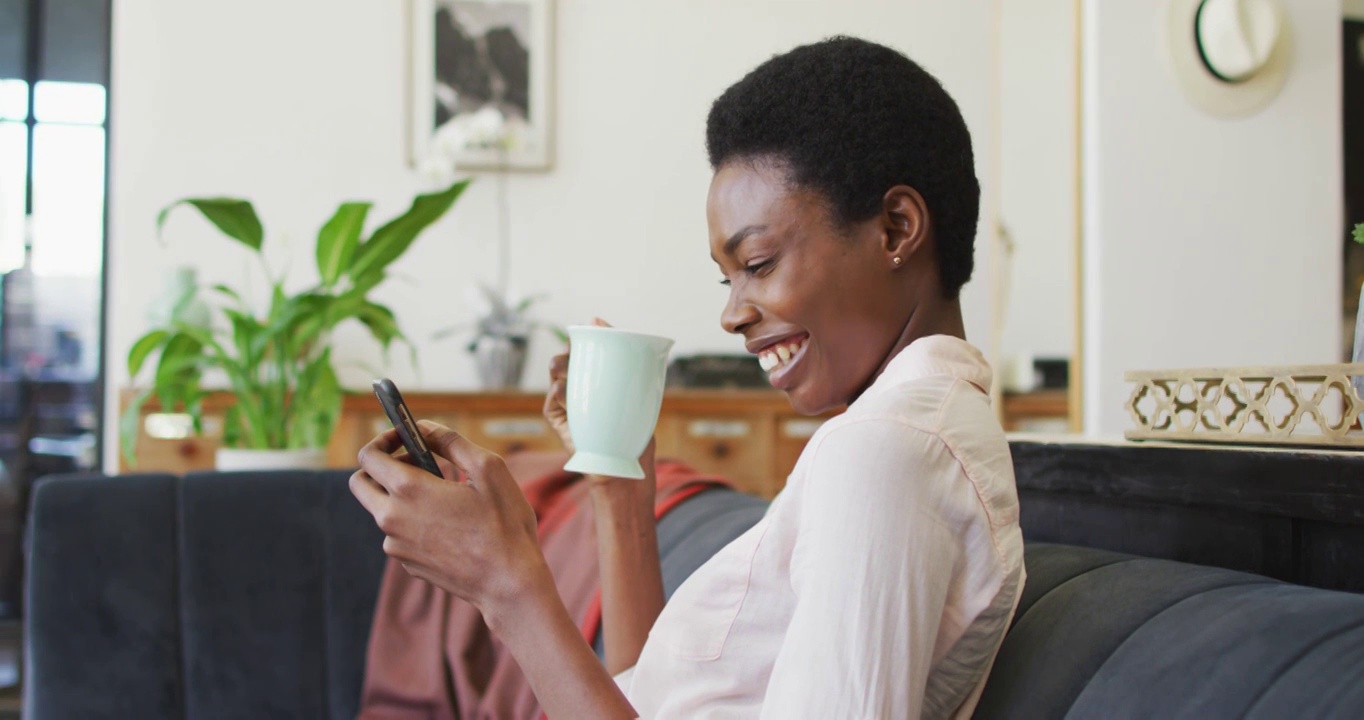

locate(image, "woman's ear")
(881, 185), (931, 263)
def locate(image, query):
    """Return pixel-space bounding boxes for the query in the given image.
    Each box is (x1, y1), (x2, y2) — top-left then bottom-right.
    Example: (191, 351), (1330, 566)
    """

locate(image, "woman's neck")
(850, 293), (966, 403)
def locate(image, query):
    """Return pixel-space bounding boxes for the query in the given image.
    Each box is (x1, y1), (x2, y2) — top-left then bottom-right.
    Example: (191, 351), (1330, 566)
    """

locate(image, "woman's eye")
(719, 259), (773, 286)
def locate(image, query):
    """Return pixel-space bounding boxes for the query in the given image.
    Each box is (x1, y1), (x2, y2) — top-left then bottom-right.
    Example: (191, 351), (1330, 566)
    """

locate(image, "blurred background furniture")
(122, 389), (1078, 499)
(121, 390), (840, 500)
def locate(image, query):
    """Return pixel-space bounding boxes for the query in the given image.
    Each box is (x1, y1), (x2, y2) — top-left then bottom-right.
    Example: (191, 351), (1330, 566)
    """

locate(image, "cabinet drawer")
(460, 414), (560, 457)
(772, 416), (826, 494)
(658, 414), (773, 497)
(334, 411), (467, 467)
(125, 411), (223, 474)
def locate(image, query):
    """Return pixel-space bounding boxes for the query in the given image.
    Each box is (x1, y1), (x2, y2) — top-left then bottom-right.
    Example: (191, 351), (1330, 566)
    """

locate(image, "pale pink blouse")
(616, 335), (1026, 718)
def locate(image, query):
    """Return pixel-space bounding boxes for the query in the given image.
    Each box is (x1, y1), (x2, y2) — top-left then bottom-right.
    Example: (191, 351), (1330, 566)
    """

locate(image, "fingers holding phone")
(372, 378), (443, 477)
(351, 400), (546, 607)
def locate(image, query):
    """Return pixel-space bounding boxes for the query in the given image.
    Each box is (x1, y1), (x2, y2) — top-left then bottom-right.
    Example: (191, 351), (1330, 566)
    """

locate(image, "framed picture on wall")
(410, 0), (554, 171)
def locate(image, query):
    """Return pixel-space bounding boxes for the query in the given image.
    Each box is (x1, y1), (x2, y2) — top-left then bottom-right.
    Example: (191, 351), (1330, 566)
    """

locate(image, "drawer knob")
(688, 420), (750, 438)
(711, 441), (731, 459)
(483, 419), (547, 437)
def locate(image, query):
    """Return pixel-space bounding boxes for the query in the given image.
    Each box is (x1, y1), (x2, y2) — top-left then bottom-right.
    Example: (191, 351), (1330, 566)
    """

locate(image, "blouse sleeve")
(758, 419), (964, 719)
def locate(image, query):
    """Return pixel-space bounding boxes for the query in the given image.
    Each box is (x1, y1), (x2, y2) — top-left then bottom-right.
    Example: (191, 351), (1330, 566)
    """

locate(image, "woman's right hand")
(544, 347), (574, 453)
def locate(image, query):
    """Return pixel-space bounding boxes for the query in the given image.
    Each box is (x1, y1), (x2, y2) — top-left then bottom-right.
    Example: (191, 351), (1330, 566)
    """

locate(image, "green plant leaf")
(154, 332), (205, 409)
(348, 180), (470, 281)
(317, 202), (371, 287)
(224, 308), (263, 367)
(158, 198), (264, 251)
(1353, 223), (1364, 245)
(289, 349), (342, 449)
(161, 322), (272, 449)
(127, 330), (169, 377)
(350, 270), (386, 296)
(355, 301), (401, 350)
(267, 281), (287, 324)
(264, 293), (333, 355)
(514, 294), (547, 314)
(211, 284), (246, 308)
(223, 404), (244, 448)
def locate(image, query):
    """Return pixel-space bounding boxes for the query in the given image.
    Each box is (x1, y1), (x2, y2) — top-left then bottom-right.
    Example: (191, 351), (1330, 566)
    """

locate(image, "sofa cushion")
(978, 546), (1277, 719)
(1071, 583), (1364, 718)
(25, 473), (183, 719)
(977, 543), (1364, 720)
(177, 470), (385, 720)
(657, 487), (769, 596)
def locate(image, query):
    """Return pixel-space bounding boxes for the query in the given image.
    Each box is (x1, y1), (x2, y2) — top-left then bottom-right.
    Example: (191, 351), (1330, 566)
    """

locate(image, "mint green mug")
(562, 325), (675, 479)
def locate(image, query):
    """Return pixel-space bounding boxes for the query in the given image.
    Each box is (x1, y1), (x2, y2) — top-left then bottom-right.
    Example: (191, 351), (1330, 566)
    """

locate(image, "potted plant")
(122, 180), (470, 470)
(432, 285), (563, 389)
(422, 107), (564, 389)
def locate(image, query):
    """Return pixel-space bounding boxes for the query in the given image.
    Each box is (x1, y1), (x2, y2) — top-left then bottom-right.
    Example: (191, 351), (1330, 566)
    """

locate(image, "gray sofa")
(24, 443), (1364, 718)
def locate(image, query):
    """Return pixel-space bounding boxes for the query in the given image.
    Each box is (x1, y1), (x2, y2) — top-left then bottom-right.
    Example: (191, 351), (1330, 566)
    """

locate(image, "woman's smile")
(750, 332), (810, 389)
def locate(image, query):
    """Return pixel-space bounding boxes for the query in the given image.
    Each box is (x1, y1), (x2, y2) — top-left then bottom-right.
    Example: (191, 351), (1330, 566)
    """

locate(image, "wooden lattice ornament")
(1125, 364), (1364, 448)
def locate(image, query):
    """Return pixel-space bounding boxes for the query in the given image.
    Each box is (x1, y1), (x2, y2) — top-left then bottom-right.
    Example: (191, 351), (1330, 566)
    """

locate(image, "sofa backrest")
(28, 460), (1364, 719)
(26, 471), (387, 720)
(24, 470), (768, 720)
(977, 543), (1364, 719)
(1011, 441), (1364, 593)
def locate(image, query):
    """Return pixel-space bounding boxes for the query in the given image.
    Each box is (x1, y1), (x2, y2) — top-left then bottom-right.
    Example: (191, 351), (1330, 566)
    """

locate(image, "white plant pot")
(214, 447), (328, 472)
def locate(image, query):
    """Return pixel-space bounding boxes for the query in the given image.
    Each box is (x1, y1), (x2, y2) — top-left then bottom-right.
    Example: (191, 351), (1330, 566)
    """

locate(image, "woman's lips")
(757, 335), (809, 390)
(756, 334), (807, 373)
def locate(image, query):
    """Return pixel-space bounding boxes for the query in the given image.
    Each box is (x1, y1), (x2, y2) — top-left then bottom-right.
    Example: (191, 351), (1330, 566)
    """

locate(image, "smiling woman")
(353, 36), (1023, 720)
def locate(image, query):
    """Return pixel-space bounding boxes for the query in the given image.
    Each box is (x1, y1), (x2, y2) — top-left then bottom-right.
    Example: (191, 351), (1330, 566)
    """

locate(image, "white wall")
(105, 0), (999, 466)
(1081, 0), (1343, 435)
(998, 0), (1076, 371)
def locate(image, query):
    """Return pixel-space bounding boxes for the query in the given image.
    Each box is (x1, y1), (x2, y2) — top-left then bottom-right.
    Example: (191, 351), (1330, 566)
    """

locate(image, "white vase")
(147, 266), (211, 328)
(472, 335), (529, 389)
(214, 447), (328, 472)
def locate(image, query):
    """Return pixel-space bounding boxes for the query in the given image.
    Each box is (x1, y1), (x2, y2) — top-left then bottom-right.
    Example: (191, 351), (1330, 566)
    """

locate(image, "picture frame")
(410, 0), (554, 171)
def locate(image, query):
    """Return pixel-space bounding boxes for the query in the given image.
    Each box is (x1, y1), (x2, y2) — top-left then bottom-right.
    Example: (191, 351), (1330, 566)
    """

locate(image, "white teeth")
(757, 338), (805, 373)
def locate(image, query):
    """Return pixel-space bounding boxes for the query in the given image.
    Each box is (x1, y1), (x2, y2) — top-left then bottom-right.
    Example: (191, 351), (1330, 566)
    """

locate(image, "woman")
(351, 36), (1024, 718)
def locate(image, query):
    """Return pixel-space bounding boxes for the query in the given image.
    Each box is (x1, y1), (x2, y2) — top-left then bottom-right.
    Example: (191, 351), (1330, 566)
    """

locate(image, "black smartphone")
(372, 378), (444, 477)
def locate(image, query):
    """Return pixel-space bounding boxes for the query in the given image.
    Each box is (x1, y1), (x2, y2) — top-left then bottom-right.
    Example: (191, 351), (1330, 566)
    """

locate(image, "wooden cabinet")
(121, 389), (839, 499)
(121, 387), (1059, 496)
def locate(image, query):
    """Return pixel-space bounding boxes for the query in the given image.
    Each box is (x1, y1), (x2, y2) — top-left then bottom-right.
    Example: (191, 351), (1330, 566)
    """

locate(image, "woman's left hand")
(349, 420), (548, 609)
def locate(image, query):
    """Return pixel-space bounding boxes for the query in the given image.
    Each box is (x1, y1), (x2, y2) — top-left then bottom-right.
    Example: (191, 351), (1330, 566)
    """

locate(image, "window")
(0, 0), (111, 630)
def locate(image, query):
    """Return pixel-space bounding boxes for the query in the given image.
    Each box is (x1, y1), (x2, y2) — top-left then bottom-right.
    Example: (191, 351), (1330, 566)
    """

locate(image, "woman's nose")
(721, 288), (759, 335)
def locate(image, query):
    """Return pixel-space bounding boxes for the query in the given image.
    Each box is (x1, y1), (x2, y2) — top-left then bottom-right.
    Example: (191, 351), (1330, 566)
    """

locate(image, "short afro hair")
(706, 36), (980, 298)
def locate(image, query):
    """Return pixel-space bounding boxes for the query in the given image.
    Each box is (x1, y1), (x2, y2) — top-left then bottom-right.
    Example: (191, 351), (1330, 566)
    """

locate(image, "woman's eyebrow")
(723, 225), (768, 255)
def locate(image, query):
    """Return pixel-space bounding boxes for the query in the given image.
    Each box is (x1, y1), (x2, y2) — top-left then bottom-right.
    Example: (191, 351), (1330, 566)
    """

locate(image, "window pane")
(41, 0), (109, 86)
(0, 0), (26, 81)
(0, 120), (25, 273)
(33, 81), (104, 125)
(0, 79), (27, 120)
(30, 123), (104, 277)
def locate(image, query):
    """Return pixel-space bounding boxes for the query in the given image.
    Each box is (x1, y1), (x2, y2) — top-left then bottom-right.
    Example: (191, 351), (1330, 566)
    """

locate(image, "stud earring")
(892, 257), (903, 266)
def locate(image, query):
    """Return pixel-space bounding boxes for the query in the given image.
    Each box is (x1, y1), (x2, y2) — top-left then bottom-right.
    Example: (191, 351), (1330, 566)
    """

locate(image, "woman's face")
(708, 161), (920, 415)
